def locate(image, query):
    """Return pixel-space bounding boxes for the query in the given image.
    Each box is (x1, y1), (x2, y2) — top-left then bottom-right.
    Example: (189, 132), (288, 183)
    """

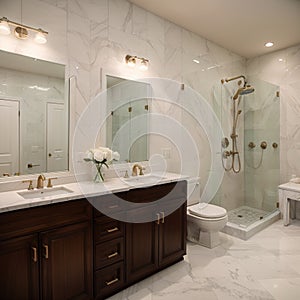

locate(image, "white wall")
(0, 0), (246, 208)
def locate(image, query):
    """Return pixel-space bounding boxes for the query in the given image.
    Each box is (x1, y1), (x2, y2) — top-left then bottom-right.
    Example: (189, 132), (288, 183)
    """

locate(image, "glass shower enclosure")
(212, 76), (280, 239)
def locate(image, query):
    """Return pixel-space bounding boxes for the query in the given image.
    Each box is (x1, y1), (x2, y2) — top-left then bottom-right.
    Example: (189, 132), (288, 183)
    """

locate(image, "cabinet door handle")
(156, 213), (160, 225)
(106, 278), (119, 286)
(32, 247), (38, 262)
(107, 227), (119, 233)
(107, 252), (118, 259)
(160, 212), (165, 224)
(43, 244), (49, 259)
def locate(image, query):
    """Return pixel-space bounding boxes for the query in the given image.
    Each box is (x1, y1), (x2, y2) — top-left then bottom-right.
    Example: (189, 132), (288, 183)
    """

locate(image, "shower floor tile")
(227, 206), (270, 227)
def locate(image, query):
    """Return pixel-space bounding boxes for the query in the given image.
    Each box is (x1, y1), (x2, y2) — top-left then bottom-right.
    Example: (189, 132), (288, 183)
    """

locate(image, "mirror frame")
(0, 51), (74, 184)
(101, 68), (151, 163)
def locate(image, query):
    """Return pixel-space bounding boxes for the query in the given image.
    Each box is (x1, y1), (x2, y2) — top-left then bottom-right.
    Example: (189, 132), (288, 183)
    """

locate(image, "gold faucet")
(37, 174), (46, 189)
(132, 164), (144, 176)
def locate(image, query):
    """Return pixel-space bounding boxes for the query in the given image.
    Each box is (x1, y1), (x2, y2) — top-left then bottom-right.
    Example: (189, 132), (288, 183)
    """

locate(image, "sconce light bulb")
(125, 55), (136, 67)
(34, 30), (47, 44)
(0, 18), (11, 35)
(14, 26), (28, 39)
(139, 59), (148, 71)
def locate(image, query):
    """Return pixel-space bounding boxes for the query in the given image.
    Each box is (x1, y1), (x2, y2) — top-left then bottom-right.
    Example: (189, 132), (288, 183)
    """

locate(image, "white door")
(46, 103), (68, 172)
(0, 99), (19, 177)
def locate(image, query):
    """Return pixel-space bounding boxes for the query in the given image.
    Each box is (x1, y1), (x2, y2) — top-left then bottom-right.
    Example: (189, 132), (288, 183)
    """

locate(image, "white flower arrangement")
(84, 147), (120, 182)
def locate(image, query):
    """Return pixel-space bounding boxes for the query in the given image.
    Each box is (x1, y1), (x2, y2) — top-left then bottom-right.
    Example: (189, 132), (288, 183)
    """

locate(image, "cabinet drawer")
(93, 192), (127, 218)
(94, 262), (124, 299)
(0, 200), (91, 241)
(127, 181), (186, 204)
(95, 237), (124, 269)
(94, 217), (124, 243)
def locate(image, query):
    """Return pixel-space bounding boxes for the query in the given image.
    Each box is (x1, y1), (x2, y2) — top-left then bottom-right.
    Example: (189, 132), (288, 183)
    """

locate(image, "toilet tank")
(187, 177), (200, 206)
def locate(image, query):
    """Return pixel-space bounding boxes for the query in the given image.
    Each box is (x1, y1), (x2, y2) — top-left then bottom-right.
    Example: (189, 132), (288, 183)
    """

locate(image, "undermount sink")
(18, 186), (74, 199)
(124, 174), (166, 185)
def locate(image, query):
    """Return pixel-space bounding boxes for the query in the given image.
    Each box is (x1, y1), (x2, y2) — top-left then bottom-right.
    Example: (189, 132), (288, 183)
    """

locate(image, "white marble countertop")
(0, 173), (188, 214)
(278, 182), (300, 193)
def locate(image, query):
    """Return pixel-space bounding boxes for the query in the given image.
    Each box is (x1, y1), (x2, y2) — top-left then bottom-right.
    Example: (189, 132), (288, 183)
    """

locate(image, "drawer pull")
(107, 252), (118, 259)
(106, 278), (119, 286)
(107, 227), (119, 233)
(160, 212), (165, 224)
(43, 244), (49, 259)
(32, 247), (38, 262)
(108, 205), (119, 209)
(156, 213), (160, 225)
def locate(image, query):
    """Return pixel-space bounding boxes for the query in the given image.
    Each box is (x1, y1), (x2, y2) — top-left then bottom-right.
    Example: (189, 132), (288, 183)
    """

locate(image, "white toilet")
(187, 178), (228, 248)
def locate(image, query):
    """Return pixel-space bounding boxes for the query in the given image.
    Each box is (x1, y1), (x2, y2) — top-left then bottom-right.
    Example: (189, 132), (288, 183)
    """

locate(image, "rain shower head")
(233, 85), (255, 100)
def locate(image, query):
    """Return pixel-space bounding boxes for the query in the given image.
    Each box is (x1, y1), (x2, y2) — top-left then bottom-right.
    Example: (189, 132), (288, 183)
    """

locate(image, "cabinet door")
(126, 220), (158, 283)
(0, 234), (39, 300)
(41, 222), (92, 300)
(158, 202), (186, 267)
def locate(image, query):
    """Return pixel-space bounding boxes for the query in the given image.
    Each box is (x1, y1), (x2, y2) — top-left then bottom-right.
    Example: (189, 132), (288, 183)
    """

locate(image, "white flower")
(94, 149), (104, 162)
(112, 151), (120, 161)
(86, 150), (94, 160)
(84, 146), (120, 164)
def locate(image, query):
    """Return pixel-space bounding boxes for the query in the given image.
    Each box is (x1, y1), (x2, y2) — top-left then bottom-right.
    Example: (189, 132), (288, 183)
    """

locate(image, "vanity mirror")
(0, 50), (68, 178)
(105, 75), (150, 163)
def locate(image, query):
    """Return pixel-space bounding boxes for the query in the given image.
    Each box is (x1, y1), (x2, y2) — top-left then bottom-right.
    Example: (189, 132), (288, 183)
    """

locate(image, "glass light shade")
(0, 20), (11, 35)
(139, 59), (148, 71)
(127, 57), (136, 67)
(14, 27), (28, 39)
(34, 31), (47, 44)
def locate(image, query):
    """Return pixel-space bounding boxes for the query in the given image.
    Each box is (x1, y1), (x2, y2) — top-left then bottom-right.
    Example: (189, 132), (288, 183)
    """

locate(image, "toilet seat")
(188, 203), (227, 219)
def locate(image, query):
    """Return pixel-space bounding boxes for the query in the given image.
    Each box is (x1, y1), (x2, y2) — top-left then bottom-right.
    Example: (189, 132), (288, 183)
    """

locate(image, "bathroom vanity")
(0, 177), (187, 300)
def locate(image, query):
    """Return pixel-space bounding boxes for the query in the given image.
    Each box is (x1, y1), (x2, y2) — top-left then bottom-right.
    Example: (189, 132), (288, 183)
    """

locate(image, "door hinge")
(128, 107), (132, 113)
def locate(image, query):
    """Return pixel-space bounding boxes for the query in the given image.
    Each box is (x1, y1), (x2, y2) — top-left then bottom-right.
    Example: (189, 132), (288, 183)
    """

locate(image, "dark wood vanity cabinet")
(126, 182), (187, 284)
(0, 200), (92, 300)
(0, 180), (187, 300)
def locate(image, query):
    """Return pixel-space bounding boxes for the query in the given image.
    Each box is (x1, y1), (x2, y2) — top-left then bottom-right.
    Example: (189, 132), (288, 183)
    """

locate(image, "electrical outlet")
(162, 148), (171, 159)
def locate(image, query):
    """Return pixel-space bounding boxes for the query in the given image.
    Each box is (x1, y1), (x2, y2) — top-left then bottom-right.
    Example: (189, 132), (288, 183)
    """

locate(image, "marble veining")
(108, 220), (300, 300)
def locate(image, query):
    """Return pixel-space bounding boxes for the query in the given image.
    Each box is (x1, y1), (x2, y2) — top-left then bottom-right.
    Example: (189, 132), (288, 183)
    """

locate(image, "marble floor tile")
(259, 278), (300, 300)
(108, 220), (300, 300)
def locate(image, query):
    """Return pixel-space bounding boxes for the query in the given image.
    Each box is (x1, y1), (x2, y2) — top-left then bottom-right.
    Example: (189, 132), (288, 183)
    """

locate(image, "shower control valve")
(222, 151), (231, 159)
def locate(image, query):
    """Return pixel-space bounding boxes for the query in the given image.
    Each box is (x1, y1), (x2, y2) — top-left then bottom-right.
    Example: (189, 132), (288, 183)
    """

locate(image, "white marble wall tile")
(164, 21), (182, 50)
(68, 0), (108, 22)
(108, 0), (132, 33)
(146, 12), (164, 44)
(67, 12), (90, 65)
(40, 0), (67, 10)
(132, 5), (147, 38)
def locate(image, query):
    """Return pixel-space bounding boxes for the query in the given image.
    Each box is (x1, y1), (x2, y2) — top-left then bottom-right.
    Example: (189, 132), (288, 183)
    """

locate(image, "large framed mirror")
(105, 74), (151, 163)
(0, 50), (68, 178)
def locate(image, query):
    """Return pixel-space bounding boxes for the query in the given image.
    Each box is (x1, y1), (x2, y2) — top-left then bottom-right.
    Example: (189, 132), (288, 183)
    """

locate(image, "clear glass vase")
(94, 164), (104, 183)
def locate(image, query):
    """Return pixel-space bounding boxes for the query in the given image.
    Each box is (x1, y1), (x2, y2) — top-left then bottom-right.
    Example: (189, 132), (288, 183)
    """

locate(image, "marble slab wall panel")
(1, 0), (246, 209)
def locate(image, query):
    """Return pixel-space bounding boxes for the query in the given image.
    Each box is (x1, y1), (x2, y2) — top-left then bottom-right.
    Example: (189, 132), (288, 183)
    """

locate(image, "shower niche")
(213, 76), (280, 239)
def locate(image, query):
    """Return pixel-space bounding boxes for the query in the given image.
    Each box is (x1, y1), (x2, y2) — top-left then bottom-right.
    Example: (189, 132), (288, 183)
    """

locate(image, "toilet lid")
(188, 203), (227, 218)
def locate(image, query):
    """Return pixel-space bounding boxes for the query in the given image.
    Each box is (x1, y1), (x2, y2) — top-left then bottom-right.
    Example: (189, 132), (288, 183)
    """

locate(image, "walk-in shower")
(212, 76), (280, 239)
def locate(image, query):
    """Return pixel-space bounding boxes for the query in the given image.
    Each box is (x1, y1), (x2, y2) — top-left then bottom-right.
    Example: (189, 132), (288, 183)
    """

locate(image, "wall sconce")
(0, 17), (48, 44)
(125, 55), (149, 71)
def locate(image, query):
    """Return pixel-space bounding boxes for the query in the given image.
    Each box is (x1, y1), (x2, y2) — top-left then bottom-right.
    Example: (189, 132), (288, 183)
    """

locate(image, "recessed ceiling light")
(193, 58), (200, 64)
(264, 42), (274, 48)
(278, 58), (284, 62)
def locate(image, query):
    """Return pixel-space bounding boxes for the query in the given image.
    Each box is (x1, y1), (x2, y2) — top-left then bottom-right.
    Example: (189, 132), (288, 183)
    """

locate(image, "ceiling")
(129, 0), (300, 58)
